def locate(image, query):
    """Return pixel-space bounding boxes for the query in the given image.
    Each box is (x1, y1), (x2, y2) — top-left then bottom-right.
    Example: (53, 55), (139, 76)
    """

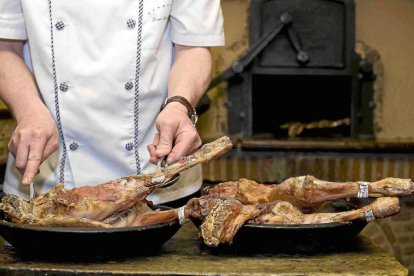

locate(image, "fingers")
(147, 133), (159, 164)
(43, 136), (59, 161)
(151, 105), (202, 165)
(22, 137), (48, 185)
(167, 130), (201, 164)
(8, 107), (60, 185)
(9, 129), (59, 185)
(12, 137), (29, 175)
(152, 132), (160, 146)
(147, 144), (158, 164)
(23, 136), (58, 185)
(155, 123), (176, 159)
(148, 128), (201, 165)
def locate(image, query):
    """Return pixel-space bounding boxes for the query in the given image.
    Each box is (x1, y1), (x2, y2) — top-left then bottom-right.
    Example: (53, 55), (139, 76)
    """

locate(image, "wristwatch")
(162, 96), (198, 126)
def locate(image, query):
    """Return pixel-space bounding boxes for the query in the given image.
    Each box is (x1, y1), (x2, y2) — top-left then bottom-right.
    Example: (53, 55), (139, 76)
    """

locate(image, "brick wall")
(202, 150), (414, 273)
(363, 197), (414, 275)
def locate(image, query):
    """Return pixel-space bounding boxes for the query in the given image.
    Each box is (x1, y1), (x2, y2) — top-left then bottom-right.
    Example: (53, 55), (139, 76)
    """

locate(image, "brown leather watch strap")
(162, 96), (198, 126)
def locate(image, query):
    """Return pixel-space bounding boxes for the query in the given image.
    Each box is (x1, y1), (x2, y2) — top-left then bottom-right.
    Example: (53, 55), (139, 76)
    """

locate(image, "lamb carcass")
(0, 136), (233, 227)
(204, 176), (414, 209)
(185, 195), (401, 247)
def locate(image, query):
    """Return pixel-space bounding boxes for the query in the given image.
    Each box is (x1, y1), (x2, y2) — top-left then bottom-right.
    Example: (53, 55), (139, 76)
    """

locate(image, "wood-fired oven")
(209, 0), (375, 139)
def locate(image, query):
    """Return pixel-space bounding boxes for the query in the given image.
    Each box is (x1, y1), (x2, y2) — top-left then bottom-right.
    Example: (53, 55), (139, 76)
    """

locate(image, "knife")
(29, 180), (35, 199)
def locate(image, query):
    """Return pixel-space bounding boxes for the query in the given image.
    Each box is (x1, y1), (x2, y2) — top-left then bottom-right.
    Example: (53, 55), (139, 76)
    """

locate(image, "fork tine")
(146, 174), (181, 189)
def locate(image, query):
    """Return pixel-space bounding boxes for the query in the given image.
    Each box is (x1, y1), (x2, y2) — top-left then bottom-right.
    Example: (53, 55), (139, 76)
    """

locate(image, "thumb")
(155, 124), (176, 158)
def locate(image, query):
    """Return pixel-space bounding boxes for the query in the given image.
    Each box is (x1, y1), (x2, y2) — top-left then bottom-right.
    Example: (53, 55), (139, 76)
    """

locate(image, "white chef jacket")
(0, 0), (224, 204)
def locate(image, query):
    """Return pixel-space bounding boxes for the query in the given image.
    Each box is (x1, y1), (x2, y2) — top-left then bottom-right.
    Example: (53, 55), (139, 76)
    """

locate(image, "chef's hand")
(8, 103), (59, 185)
(147, 102), (201, 164)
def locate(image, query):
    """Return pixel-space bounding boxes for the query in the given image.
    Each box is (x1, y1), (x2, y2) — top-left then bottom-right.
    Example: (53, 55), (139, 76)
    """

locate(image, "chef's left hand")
(147, 102), (201, 164)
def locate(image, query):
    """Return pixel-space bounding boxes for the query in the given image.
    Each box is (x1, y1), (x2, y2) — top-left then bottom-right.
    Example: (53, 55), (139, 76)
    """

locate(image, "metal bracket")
(207, 12), (293, 90)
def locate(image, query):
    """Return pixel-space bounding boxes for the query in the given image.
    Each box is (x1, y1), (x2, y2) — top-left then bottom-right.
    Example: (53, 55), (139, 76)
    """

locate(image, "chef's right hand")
(8, 103), (59, 185)
(147, 102), (202, 165)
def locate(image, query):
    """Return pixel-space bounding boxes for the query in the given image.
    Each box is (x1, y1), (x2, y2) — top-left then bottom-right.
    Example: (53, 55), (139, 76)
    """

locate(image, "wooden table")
(0, 223), (408, 275)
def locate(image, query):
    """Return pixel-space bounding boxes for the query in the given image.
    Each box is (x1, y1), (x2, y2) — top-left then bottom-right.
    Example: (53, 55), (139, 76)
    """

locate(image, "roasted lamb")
(186, 195), (401, 247)
(0, 136), (233, 227)
(2, 135), (410, 249)
(204, 176), (414, 209)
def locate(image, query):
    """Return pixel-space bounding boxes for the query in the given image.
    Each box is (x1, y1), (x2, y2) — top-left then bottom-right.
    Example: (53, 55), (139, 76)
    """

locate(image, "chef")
(0, 0), (224, 204)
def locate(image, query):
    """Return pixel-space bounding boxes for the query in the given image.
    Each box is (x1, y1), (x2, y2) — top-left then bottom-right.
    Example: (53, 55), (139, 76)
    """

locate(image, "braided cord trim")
(48, 0), (68, 183)
(133, 0), (144, 174)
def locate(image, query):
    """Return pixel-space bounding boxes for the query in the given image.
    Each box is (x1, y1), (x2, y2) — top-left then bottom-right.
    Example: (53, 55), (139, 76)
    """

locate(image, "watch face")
(191, 114), (199, 126)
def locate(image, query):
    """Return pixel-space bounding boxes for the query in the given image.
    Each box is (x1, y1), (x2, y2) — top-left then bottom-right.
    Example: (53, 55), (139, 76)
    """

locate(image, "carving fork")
(150, 157), (180, 188)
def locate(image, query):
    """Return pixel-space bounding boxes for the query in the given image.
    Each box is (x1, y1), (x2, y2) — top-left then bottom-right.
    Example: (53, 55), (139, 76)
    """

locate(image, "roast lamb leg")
(149, 136), (233, 187)
(0, 194), (184, 228)
(0, 136), (232, 225)
(103, 200), (183, 227)
(251, 197), (400, 224)
(204, 176), (414, 209)
(185, 196), (400, 247)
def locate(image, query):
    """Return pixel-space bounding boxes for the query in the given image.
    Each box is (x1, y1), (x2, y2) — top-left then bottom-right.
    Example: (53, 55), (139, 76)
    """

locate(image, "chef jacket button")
(125, 82), (133, 90)
(55, 21), (65, 31)
(125, 142), (134, 151)
(127, 19), (137, 29)
(69, 142), (79, 151)
(59, 82), (69, 92)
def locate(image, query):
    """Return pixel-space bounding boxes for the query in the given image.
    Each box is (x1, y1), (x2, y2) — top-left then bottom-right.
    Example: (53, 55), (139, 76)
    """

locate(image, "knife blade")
(29, 180), (35, 199)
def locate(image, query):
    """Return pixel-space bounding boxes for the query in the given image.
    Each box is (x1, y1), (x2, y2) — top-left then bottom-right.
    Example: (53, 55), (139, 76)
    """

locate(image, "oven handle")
(207, 12), (292, 91)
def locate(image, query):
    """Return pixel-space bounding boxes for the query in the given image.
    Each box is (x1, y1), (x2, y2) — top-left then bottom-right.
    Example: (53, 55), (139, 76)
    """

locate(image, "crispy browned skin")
(30, 177), (154, 221)
(0, 179), (156, 226)
(186, 196), (401, 247)
(0, 136), (233, 227)
(186, 196), (264, 247)
(251, 197), (400, 224)
(34, 216), (113, 228)
(132, 208), (179, 227)
(101, 201), (181, 227)
(205, 176), (414, 209)
(0, 195), (113, 228)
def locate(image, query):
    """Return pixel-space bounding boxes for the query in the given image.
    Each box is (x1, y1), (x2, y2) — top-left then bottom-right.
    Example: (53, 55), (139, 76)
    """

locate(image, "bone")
(146, 136), (233, 185)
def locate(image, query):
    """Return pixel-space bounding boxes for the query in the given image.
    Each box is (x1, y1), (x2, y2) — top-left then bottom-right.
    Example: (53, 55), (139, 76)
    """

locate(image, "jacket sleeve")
(170, 0), (224, 47)
(0, 0), (27, 40)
